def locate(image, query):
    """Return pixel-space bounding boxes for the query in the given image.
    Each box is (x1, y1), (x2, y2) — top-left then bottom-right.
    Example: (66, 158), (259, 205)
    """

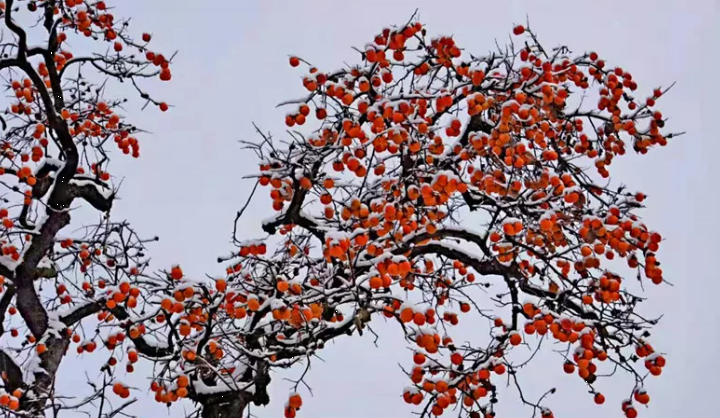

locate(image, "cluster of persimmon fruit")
(0, 389), (21, 411)
(62, 0), (172, 83)
(402, 355), (508, 417)
(149, 375), (191, 405)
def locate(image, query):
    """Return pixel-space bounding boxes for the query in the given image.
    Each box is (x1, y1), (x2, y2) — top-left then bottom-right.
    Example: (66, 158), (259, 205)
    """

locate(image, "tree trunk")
(201, 395), (247, 418)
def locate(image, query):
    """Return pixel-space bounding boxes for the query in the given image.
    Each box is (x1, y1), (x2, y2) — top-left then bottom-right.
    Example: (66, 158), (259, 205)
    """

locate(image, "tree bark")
(200, 395), (247, 418)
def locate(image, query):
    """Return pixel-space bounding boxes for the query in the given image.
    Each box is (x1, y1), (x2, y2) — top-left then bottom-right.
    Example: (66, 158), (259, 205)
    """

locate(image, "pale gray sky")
(53, 1), (720, 417)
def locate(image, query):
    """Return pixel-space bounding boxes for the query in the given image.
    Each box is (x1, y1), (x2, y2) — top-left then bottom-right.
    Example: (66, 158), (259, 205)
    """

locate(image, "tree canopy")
(0, 2), (678, 418)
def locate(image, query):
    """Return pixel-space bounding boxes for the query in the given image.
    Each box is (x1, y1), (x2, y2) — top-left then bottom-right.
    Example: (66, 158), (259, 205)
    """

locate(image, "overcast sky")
(52, 1), (720, 417)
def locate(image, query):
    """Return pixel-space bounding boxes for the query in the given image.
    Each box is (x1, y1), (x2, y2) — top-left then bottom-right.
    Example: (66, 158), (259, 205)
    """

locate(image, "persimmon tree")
(0, 2), (679, 418)
(139, 18), (676, 418)
(0, 0), (172, 416)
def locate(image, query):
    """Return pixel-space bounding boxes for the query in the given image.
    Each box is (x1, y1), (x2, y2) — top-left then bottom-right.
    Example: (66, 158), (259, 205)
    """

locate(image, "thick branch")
(262, 161), (326, 242)
(68, 181), (114, 212)
(4, 0), (28, 57)
(198, 394), (247, 418)
(0, 287), (16, 335)
(0, 262), (14, 281)
(110, 305), (173, 358)
(15, 209), (71, 338)
(0, 350), (23, 392)
(60, 300), (172, 358)
(407, 242), (511, 279)
(406, 242), (597, 321)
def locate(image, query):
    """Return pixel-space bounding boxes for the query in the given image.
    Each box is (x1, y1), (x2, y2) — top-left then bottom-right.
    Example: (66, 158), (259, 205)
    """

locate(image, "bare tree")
(0, 3), (679, 418)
